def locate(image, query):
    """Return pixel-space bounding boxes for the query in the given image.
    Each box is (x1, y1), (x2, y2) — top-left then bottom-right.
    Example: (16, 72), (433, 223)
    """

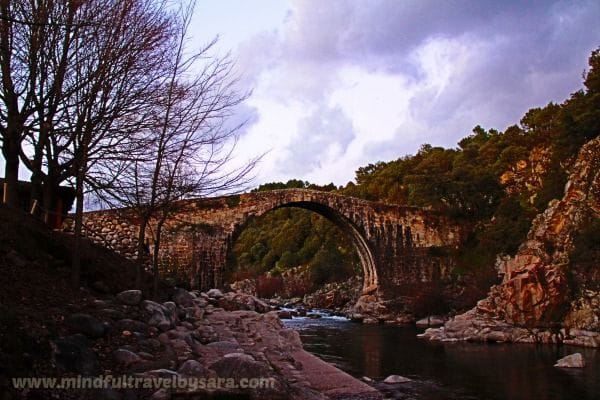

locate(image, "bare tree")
(1, 0), (176, 287)
(0, 0), (39, 208)
(1, 0), (256, 291)
(64, 0), (173, 288)
(94, 1), (258, 295)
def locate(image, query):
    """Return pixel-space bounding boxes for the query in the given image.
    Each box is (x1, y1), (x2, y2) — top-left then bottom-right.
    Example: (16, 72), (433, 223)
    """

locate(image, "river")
(282, 311), (600, 400)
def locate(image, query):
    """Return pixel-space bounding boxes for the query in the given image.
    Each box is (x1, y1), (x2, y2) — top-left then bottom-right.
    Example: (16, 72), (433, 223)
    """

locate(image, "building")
(0, 179), (76, 229)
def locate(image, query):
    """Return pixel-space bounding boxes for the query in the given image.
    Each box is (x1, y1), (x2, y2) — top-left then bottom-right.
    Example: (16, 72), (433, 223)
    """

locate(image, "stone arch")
(226, 199), (378, 293)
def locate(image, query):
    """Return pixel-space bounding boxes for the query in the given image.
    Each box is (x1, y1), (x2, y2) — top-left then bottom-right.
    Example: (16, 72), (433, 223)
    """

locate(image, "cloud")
(284, 105), (355, 176)
(231, 0), (600, 185)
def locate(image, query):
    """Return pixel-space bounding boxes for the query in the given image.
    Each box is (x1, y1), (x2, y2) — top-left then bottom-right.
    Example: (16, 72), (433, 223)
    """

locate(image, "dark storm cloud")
(285, 0), (598, 64)
(237, 0), (600, 183)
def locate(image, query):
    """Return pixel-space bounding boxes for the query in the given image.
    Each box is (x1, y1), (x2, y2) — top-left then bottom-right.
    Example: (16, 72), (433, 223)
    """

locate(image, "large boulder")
(178, 359), (214, 377)
(206, 288), (224, 299)
(141, 300), (176, 331)
(554, 353), (586, 368)
(172, 288), (195, 307)
(114, 348), (142, 367)
(218, 292), (271, 313)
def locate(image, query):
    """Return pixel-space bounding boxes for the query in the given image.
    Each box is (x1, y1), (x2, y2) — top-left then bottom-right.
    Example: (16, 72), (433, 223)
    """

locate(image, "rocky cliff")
(420, 136), (600, 347)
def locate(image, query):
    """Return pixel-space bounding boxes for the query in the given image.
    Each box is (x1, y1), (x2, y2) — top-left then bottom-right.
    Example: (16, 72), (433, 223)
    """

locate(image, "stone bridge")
(81, 189), (464, 319)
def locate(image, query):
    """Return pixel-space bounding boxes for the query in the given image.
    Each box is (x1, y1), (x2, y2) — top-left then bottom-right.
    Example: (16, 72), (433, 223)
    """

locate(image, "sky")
(2, 1), (599, 189)
(190, 0), (600, 187)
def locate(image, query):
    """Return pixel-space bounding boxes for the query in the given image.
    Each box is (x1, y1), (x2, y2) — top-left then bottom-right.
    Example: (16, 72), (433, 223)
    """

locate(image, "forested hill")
(338, 48), (599, 272)
(228, 47), (600, 294)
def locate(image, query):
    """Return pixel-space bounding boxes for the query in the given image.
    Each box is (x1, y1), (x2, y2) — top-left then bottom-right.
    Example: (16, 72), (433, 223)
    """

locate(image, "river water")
(282, 312), (600, 400)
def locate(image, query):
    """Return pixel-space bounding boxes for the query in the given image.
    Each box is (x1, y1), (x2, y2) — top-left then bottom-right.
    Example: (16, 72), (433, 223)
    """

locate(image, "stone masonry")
(80, 189), (464, 318)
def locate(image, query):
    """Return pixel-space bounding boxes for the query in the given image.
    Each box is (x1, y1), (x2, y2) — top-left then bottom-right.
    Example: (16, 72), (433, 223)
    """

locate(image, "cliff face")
(420, 136), (600, 347)
(500, 145), (553, 204)
(481, 136), (600, 327)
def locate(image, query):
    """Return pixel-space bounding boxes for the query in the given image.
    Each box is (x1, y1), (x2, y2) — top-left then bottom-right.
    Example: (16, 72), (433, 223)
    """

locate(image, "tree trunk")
(135, 216), (149, 289)
(71, 165), (85, 288)
(2, 134), (20, 208)
(152, 219), (165, 299)
(29, 127), (49, 219)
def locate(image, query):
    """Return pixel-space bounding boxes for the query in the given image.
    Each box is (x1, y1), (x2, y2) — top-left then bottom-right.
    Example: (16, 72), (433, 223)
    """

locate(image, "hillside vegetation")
(227, 180), (360, 295)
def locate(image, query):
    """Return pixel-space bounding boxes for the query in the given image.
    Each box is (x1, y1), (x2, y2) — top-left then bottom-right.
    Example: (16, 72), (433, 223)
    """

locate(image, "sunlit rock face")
(500, 145), (553, 204)
(419, 137), (600, 347)
(477, 137), (600, 327)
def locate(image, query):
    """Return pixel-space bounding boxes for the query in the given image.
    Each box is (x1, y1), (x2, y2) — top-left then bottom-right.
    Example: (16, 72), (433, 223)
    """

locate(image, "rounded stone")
(554, 353), (586, 368)
(383, 375), (412, 384)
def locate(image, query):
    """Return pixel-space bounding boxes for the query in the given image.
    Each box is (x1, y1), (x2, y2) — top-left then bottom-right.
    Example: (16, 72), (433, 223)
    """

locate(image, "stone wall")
(78, 210), (141, 260)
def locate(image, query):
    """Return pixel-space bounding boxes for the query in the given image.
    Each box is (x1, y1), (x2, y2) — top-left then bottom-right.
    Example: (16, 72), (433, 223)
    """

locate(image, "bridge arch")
(80, 188), (464, 320)
(227, 199), (378, 293)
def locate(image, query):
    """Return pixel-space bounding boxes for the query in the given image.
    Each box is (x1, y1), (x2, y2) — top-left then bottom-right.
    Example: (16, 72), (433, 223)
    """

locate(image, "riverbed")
(282, 312), (600, 400)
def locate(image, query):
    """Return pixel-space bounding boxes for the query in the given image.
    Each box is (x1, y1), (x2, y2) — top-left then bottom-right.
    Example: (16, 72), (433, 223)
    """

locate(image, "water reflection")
(283, 316), (600, 400)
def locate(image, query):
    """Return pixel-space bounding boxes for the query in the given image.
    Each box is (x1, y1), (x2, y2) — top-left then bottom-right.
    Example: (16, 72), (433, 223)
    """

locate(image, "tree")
(0, 0), (40, 208)
(1, 0), (178, 287)
(94, 1), (257, 295)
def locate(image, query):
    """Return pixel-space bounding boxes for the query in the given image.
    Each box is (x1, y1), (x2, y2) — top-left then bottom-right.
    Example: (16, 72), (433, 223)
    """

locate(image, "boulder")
(193, 298), (209, 308)
(207, 288), (224, 299)
(114, 349), (142, 366)
(416, 315), (446, 328)
(178, 359), (212, 377)
(172, 289), (195, 307)
(554, 353), (586, 368)
(144, 369), (181, 379)
(349, 313), (364, 322)
(148, 312), (172, 332)
(218, 293), (272, 314)
(206, 340), (242, 355)
(116, 289), (143, 306)
(142, 300), (167, 315)
(65, 313), (106, 338)
(383, 375), (412, 384)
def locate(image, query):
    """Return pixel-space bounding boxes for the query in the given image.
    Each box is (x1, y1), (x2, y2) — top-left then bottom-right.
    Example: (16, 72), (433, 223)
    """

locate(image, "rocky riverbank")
(0, 203), (383, 400)
(16, 287), (381, 400)
(420, 136), (600, 348)
(417, 310), (600, 347)
(232, 276), (363, 318)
